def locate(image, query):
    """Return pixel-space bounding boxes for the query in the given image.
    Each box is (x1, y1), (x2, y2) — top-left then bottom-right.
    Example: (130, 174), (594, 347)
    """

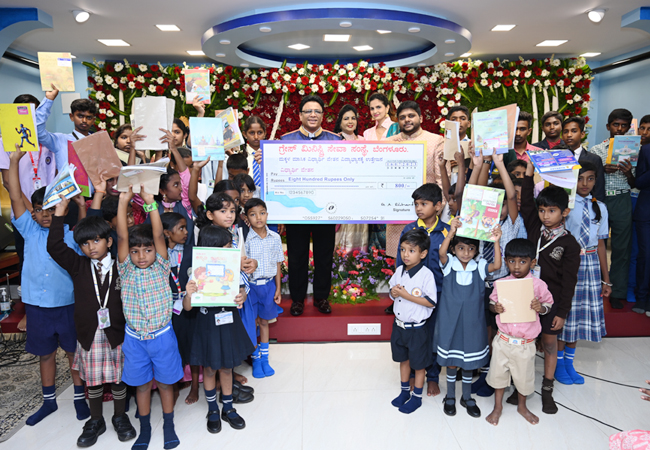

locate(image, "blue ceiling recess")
(0, 7), (52, 57)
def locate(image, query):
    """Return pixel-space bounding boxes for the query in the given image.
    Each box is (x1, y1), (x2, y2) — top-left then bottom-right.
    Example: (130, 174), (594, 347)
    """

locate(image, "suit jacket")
(577, 147), (606, 202)
(634, 144), (650, 222)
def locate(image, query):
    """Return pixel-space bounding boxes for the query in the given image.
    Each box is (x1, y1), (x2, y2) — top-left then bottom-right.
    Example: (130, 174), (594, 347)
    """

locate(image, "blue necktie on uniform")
(578, 198), (590, 249)
(251, 152), (262, 187)
(483, 241), (494, 264)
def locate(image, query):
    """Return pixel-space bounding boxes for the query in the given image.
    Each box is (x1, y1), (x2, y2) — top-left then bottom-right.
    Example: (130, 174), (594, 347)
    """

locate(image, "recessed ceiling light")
(259, 26), (272, 32)
(580, 52), (601, 57)
(219, 39), (231, 45)
(73, 10), (90, 23)
(339, 21), (352, 28)
(377, 30), (392, 34)
(460, 52), (472, 57)
(353, 45), (373, 52)
(241, 63), (249, 67)
(324, 34), (350, 42)
(408, 27), (420, 33)
(70, 55), (77, 59)
(445, 39), (456, 44)
(587, 9), (605, 23)
(418, 63), (427, 67)
(288, 43), (310, 50)
(536, 40), (568, 47)
(492, 24), (516, 31)
(156, 24), (180, 31)
(187, 50), (205, 55)
(216, 53), (226, 57)
(98, 39), (130, 47)
(445, 52), (455, 57)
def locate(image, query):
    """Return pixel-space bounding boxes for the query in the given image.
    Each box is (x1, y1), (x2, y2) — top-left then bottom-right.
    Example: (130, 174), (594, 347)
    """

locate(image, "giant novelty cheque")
(260, 141), (426, 224)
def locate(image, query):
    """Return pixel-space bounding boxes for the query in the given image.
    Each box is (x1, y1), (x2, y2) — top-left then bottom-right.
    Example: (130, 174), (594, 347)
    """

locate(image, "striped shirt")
(118, 253), (172, 336)
(590, 140), (635, 191)
(245, 227), (284, 280)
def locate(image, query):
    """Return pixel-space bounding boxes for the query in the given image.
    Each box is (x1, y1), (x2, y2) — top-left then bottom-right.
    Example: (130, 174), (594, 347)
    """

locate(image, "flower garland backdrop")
(84, 57), (593, 140)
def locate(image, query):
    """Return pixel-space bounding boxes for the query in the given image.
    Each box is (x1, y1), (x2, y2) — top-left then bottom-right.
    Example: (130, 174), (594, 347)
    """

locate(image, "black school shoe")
(206, 411), (222, 434)
(221, 408), (246, 430)
(77, 417), (106, 447)
(290, 302), (304, 316)
(112, 413), (136, 442)
(460, 397), (481, 418)
(609, 297), (625, 309)
(234, 379), (254, 394)
(443, 397), (456, 416)
(219, 385), (254, 404)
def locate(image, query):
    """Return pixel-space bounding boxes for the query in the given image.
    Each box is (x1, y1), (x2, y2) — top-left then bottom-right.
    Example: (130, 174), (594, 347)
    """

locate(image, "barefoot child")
(389, 229), (438, 414)
(485, 239), (553, 426)
(244, 199), (284, 378)
(117, 186), (184, 450)
(47, 201), (136, 446)
(435, 217), (502, 418)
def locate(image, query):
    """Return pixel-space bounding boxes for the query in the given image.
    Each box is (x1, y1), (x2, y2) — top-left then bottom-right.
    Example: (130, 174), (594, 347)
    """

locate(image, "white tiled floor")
(4, 338), (649, 450)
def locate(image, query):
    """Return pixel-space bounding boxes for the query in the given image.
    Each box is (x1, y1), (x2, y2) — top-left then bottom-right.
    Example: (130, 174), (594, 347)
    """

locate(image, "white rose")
(480, 72), (488, 79)
(572, 76), (582, 83)
(496, 71), (503, 77)
(360, 61), (368, 67)
(137, 75), (145, 83)
(233, 91), (239, 98)
(542, 69), (549, 77)
(415, 86), (422, 92)
(223, 83), (230, 90)
(368, 67), (374, 74)
(139, 64), (148, 72)
(338, 68), (346, 76)
(104, 75), (114, 84)
(114, 63), (124, 72)
(274, 81), (281, 89)
(120, 77), (128, 84)
(251, 74), (258, 80)
(243, 84), (250, 90)
(557, 80), (564, 87)
(111, 83), (118, 89)
(513, 80), (519, 86)
(260, 79), (268, 86)
(260, 70), (268, 77)
(544, 80), (551, 87)
(148, 85), (156, 93)
(111, 119), (118, 125)
(106, 110), (114, 117)
(494, 82), (502, 88)
(156, 77), (163, 84)
(298, 68), (305, 75)
(346, 63), (353, 71)
(565, 87), (572, 93)
(271, 72), (279, 80)
(552, 59), (561, 66)
(171, 89), (178, 97)
(447, 100), (455, 107)
(283, 74), (290, 81)
(441, 107), (449, 116)
(238, 111), (244, 119)
(338, 85), (346, 93)
(400, 86), (406, 94)
(480, 79), (488, 86)
(524, 71), (532, 78)
(244, 68), (251, 75)
(94, 76), (103, 84)
(373, 74), (381, 81)
(309, 74), (316, 83)
(323, 69), (329, 75)
(568, 68), (575, 74)
(349, 72), (356, 79)
(210, 85), (215, 92)
(98, 122), (106, 129)
(455, 93), (461, 100)
(567, 100), (574, 105)
(128, 81), (135, 89)
(266, 87), (272, 94)
(512, 69), (520, 77)
(282, 85), (288, 93)
(107, 94), (116, 102)
(319, 81), (326, 87)
(252, 83), (259, 91)
(216, 67), (223, 74)
(318, 64), (325, 70)
(573, 94), (581, 102)
(99, 108), (106, 114)
(424, 67), (431, 73)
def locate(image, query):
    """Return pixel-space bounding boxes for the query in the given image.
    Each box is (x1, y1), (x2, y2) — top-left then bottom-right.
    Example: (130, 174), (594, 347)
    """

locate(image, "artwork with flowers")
(84, 57), (593, 142)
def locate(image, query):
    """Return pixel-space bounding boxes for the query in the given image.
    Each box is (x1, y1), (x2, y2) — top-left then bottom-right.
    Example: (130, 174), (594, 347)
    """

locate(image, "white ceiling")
(3, 0), (650, 64)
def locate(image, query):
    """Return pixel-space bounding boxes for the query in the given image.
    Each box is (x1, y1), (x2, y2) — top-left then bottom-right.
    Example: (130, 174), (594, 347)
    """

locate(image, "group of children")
(386, 105), (647, 427)
(5, 87), (285, 449)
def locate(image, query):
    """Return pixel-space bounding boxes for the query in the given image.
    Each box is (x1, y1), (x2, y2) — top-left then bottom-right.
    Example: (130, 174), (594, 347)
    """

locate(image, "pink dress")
(363, 116), (394, 141)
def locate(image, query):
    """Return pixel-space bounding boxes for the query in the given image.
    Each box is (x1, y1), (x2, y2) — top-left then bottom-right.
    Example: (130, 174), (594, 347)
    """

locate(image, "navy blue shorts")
(24, 303), (77, 356)
(121, 324), (184, 386)
(249, 280), (278, 321)
(391, 321), (432, 370)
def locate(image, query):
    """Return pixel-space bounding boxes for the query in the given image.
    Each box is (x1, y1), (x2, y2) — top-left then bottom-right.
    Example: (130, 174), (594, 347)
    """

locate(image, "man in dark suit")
(561, 116), (606, 202)
(633, 117), (650, 314)
(280, 95), (342, 316)
(534, 111), (565, 150)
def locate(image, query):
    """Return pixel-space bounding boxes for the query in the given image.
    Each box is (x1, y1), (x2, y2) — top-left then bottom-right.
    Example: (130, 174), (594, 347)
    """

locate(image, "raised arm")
(117, 188), (134, 263)
(189, 157), (211, 213)
(453, 150), (467, 209)
(439, 217), (460, 266)
(486, 225), (502, 273)
(162, 129), (187, 173)
(492, 152), (518, 224)
(47, 195), (82, 273)
(520, 160), (541, 235)
(477, 152), (492, 187)
(439, 155), (451, 203)
(8, 147), (28, 219)
(140, 185), (168, 260)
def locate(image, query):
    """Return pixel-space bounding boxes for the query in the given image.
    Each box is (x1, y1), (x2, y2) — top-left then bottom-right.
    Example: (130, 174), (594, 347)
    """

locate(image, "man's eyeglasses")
(301, 110), (323, 116)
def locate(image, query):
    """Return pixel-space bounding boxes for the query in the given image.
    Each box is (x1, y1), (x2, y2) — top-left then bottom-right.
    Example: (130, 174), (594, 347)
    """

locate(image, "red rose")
(174, 66), (182, 74)
(479, 63), (486, 70)
(504, 78), (513, 87)
(468, 79), (475, 87)
(105, 64), (114, 73)
(487, 68), (495, 75)
(224, 66), (233, 75)
(502, 69), (511, 77)
(288, 85), (296, 93)
(565, 94), (572, 100)
(144, 73), (152, 78)
(127, 74), (135, 81)
(492, 59), (500, 67)
(556, 68), (565, 77)
(370, 81), (377, 90)
(156, 86), (164, 95)
(301, 76), (309, 85)
(583, 94), (590, 101)
(296, 64), (303, 69)
(534, 68), (542, 76)
(359, 66), (366, 73)
(407, 73), (416, 83)
(563, 110), (571, 116)
(119, 84), (127, 91)
(232, 81), (240, 89)
(585, 116), (590, 123)
(550, 79), (557, 86)
(462, 63), (469, 70)
(575, 68), (583, 76)
(575, 105), (582, 114)
(527, 79), (535, 85)
(563, 78), (571, 86)
(135, 82), (143, 89)
(163, 79), (171, 86)
(130, 64), (138, 68)
(425, 83), (432, 91)
(304, 86), (312, 94)
(209, 67), (215, 74)
(98, 113), (107, 120)
(150, 65), (159, 72)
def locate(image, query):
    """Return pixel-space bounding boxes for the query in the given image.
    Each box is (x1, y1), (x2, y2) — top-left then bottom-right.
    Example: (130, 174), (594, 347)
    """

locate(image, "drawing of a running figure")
(15, 123), (36, 149)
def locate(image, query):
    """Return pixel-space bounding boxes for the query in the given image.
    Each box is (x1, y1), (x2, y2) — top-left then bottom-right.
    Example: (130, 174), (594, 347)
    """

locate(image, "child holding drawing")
(486, 239), (553, 426)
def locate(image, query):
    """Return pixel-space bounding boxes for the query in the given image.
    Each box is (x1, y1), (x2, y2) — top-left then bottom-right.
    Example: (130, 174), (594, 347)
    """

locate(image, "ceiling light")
(445, 39), (456, 44)
(241, 63), (249, 67)
(418, 63), (427, 66)
(377, 30), (392, 34)
(588, 9), (605, 23)
(580, 52), (601, 57)
(216, 53), (226, 57)
(536, 40), (568, 47)
(353, 45), (373, 51)
(288, 43), (310, 50)
(460, 52), (472, 57)
(445, 52), (455, 57)
(259, 26), (272, 32)
(492, 24), (516, 31)
(219, 39), (231, 45)
(339, 21), (352, 28)
(73, 10), (90, 23)
(156, 24), (180, 31)
(324, 34), (350, 42)
(408, 27), (420, 33)
(98, 39), (130, 46)
(186, 50), (205, 55)
(70, 55), (77, 59)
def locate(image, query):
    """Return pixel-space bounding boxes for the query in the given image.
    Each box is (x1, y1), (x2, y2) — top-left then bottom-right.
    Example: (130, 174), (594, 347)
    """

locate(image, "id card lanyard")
(92, 261), (114, 329)
(170, 251), (182, 293)
(534, 228), (563, 278)
(29, 147), (41, 189)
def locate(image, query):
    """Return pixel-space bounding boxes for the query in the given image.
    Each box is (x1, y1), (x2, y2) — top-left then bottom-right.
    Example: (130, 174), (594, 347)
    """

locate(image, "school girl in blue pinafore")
(433, 217), (502, 418)
(556, 161), (611, 385)
(184, 225), (255, 433)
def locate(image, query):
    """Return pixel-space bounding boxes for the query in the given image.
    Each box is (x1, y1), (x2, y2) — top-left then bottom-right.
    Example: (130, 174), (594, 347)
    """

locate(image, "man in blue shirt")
(281, 95), (341, 316)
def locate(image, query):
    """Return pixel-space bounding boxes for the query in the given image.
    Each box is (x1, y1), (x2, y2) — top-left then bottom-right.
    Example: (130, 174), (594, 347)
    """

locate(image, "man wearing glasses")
(281, 95), (342, 316)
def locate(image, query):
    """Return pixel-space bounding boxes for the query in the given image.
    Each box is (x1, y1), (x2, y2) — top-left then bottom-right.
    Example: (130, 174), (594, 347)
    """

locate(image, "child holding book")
(47, 200), (136, 446)
(556, 161), (611, 385)
(117, 186), (184, 450)
(435, 217), (502, 418)
(389, 229), (437, 414)
(519, 160), (581, 414)
(184, 225), (254, 433)
(486, 239), (553, 426)
(244, 198), (284, 378)
(8, 148), (90, 426)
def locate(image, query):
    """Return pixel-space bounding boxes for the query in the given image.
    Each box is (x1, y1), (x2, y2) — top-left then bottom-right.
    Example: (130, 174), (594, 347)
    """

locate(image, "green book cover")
(457, 185), (505, 242)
